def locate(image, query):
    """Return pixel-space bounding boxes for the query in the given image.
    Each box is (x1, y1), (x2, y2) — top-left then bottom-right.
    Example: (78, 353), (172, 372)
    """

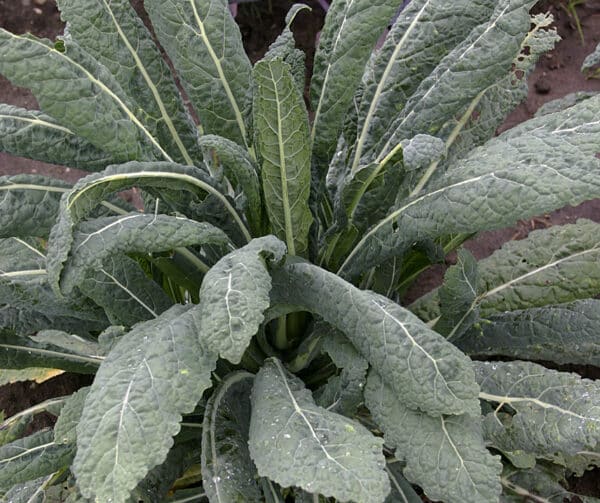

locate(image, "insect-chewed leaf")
(249, 358), (390, 503)
(201, 372), (262, 502)
(57, 0), (202, 166)
(0, 430), (74, 493)
(196, 236), (286, 364)
(375, 0), (535, 164)
(0, 30), (166, 162)
(456, 299), (600, 366)
(0, 175), (70, 238)
(349, 0), (495, 170)
(411, 219), (600, 324)
(46, 161), (248, 295)
(0, 104), (113, 170)
(365, 371), (502, 503)
(310, 0), (403, 168)
(144, 0), (252, 146)
(340, 95), (600, 278)
(60, 213), (229, 295)
(73, 304), (217, 502)
(476, 361), (600, 456)
(270, 260), (480, 416)
(254, 59), (313, 257)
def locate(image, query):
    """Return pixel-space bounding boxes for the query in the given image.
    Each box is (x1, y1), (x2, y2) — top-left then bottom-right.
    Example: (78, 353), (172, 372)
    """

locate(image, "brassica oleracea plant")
(1, 0), (600, 501)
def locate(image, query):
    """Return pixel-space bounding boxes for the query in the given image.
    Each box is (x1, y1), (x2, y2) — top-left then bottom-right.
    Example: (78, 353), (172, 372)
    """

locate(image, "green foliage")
(0, 0), (599, 501)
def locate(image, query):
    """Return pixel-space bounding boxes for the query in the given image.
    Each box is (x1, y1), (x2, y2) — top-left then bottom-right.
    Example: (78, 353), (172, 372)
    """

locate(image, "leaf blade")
(249, 358), (390, 503)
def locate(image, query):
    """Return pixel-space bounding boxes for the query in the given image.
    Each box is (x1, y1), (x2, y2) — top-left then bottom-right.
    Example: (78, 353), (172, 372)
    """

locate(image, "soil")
(1, 0), (600, 498)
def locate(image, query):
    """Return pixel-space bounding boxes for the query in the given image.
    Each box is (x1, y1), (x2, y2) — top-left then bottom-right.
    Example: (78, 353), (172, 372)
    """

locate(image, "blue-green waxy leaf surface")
(46, 161), (249, 295)
(0, 30), (168, 162)
(201, 372), (262, 502)
(198, 236), (286, 364)
(340, 94), (600, 278)
(310, 0), (403, 168)
(348, 0), (496, 171)
(0, 175), (70, 238)
(374, 0), (536, 164)
(456, 299), (600, 366)
(0, 430), (74, 493)
(365, 371), (502, 503)
(3, 474), (55, 503)
(476, 361), (600, 456)
(144, 0), (252, 146)
(60, 213), (230, 295)
(73, 304), (217, 502)
(254, 58), (313, 257)
(0, 105), (113, 170)
(249, 358), (390, 503)
(270, 260), (480, 416)
(57, 0), (202, 166)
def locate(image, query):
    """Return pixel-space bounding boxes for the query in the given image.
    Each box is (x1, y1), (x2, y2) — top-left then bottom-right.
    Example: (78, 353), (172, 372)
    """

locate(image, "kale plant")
(1, 0), (600, 501)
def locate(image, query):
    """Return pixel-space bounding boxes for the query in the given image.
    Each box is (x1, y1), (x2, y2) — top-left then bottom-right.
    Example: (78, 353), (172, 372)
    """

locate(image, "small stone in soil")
(534, 75), (552, 94)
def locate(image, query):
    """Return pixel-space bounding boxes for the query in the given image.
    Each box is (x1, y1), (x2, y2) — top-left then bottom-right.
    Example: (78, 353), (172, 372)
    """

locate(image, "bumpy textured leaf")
(316, 329), (368, 416)
(582, 41), (600, 74)
(254, 59), (313, 257)
(502, 464), (600, 503)
(439, 13), (559, 172)
(77, 255), (174, 326)
(0, 238), (108, 336)
(340, 94), (600, 278)
(310, 0), (402, 168)
(2, 474), (54, 503)
(349, 0), (495, 172)
(198, 134), (263, 234)
(0, 30), (168, 162)
(411, 219), (600, 324)
(60, 213), (229, 295)
(249, 358), (389, 503)
(0, 333), (101, 374)
(384, 462), (423, 503)
(57, 0), (202, 166)
(476, 361), (600, 456)
(198, 236), (286, 364)
(435, 248), (478, 338)
(270, 260), (479, 416)
(0, 105), (113, 170)
(0, 430), (74, 493)
(73, 304), (217, 502)
(264, 4), (310, 93)
(53, 387), (89, 446)
(201, 372), (262, 502)
(365, 371), (502, 503)
(46, 161), (249, 295)
(145, 0), (252, 146)
(374, 0), (535, 163)
(0, 175), (69, 238)
(456, 299), (600, 366)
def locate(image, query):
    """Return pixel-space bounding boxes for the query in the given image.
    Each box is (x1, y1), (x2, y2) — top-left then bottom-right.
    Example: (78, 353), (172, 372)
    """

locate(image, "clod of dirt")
(534, 73), (552, 94)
